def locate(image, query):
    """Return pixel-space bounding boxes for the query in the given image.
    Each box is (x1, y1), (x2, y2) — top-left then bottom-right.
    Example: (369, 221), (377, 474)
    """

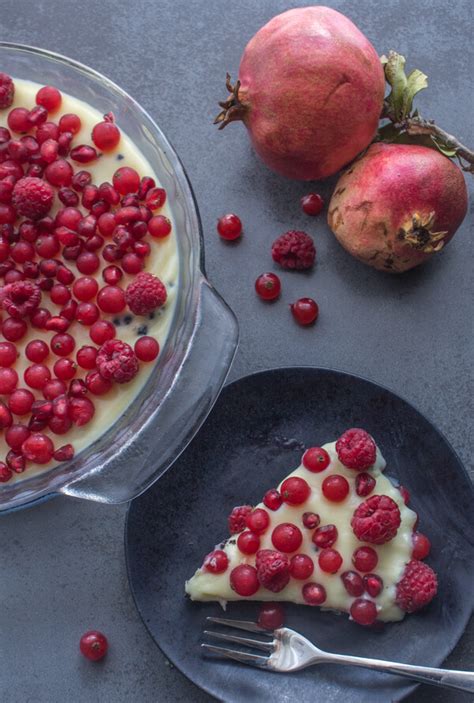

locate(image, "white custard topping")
(0, 79), (179, 482)
(185, 441), (417, 622)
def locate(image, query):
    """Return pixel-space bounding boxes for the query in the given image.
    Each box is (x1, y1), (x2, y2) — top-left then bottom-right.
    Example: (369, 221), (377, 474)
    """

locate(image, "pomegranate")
(214, 7), (385, 180)
(328, 143), (468, 272)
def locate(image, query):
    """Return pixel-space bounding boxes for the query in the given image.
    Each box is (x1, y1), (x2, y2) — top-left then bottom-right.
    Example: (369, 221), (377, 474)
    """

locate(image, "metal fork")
(202, 617), (474, 694)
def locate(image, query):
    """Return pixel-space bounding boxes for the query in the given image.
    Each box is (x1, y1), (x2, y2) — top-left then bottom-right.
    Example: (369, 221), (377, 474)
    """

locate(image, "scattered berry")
(352, 546), (378, 573)
(148, 215), (172, 238)
(336, 428), (376, 470)
(255, 549), (290, 592)
(0, 341), (18, 367)
(350, 598), (378, 626)
(363, 574), (383, 597)
(113, 166), (140, 195)
(0, 367), (18, 394)
(280, 476), (310, 505)
(134, 336), (159, 362)
(341, 571), (364, 597)
(300, 193), (324, 216)
(271, 523), (302, 553)
(228, 505), (252, 534)
(289, 553), (314, 580)
(245, 508), (270, 534)
(53, 444), (75, 462)
(92, 120), (121, 151)
(272, 231), (315, 270)
(351, 494), (401, 544)
(217, 213), (242, 241)
(237, 530), (260, 555)
(12, 177), (54, 219)
(22, 433), (54, 464)
(318, 548), (343, 574)
(90, 320), (116, 345)
(312, 524), (338, 549)
(302, 582), (326, 605)
(412, 532), (431, 560)
(399, 485), (410, 504)
(79, 631), (108, 662)
(263, 488), (282, 511)
(355, 472), (376, 497)
(230, 564), (259, 597)
(302, 512), (320, 529)
(290, 298), (319, 325)
(257, 603), (285, 630)
(36, 85), (62, 112)
(302, 446), (330, 472)
(255, 273), (281, 301)
(322, 474), (349, 502)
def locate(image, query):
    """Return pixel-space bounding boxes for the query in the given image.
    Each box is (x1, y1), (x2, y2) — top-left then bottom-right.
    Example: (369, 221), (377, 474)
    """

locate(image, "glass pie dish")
(0, 42), (238, 513)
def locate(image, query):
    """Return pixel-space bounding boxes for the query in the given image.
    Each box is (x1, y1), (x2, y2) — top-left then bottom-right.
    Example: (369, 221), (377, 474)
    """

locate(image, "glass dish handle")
(59, 278), (238, 504)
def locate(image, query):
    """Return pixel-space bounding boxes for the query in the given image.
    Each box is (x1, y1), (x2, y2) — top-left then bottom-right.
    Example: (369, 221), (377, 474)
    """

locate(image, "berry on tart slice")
(185, 430), (438, 627)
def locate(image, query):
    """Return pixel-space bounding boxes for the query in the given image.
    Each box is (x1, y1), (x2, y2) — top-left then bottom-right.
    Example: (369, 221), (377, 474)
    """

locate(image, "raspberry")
(0, 73), (14, 109)
(255, 549), (290, 593)
(351, 495), (401, 544)
(12, 177), (54, 220)
(336, 428), (376, 470)
(271, 231), (316, 270)
(395, 559), (438, 613)
(96, 339), (138, 384)
(125, 272), (167, 316)
(0, 281), (41, 319)
(228, 504), (252, 533)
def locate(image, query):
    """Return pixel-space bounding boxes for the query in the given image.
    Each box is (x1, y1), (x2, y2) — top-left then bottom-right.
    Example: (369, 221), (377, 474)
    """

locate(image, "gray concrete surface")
(0, 0), (472, 701)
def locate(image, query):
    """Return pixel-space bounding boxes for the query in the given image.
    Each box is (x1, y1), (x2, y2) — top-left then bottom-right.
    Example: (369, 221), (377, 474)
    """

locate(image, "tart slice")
(185, 429), (437, 626)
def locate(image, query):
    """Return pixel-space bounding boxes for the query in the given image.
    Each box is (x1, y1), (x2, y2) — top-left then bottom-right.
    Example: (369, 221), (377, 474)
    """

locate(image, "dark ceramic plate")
(125, 367), (474, 702)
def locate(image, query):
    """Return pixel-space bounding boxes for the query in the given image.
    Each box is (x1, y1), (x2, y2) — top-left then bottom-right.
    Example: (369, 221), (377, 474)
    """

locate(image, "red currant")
(0, 341), (18, 367)
(97, 286), (125, 314)
(76, 346), (98, 370)
(50, 333), (75, 357)
(280, 476), (310, 505)
(352, 546), (378, 573)
(73, 276), (99, 301)
(8, 389), (34, 415)
(289, 554), (314, 580)
(302, 582), (326, 605)
(302, 446), (330, 472)
(92, 121), (121, 151)
(255, 272), (281, 301)
(134, 336), (159, 362)
(90, 320), (115, 345)
(76, 302), (100, 326)
(113, 167), (140, 195)
(318, 548), (342, 574)
(79, 631), (108, 661)
(203, 549), (228, 574)
(257, 603), (285, 630)
(271, 523), (302, 553)
(350, 598), (378, 626)
(290, 297), (319, 326)
(341, 571), (364, 597)
(245, 508), (270, 534)
(22, 433), (54, 464)
(85, 371), (113, 396)
(2, 317), (27, 341)
(53, 358), (77, 381)
(322, 474), (350, 502)
(237, 530), (260, 555)
(24, 364), (51, 390)
(229, 565), (259, 596)
(76, 252), (100, 275)
(217, 213), (242, 241)
(0, 367), (18, 394)
(59, 113), (81, 134)
(300, 193), (324, 216)
(50, 284), (71, 305)
(43, 379), (67, 400)
(6, 424), (30, 450)
(412, 532), (431, 560)
(148, 215), (172, 238)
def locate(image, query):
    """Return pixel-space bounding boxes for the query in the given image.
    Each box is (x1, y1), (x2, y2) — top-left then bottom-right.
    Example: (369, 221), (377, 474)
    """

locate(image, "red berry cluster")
(0, 77), (170, 479)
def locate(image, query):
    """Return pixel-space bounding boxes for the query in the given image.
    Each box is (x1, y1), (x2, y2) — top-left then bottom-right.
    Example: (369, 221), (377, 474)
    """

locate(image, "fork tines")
(202, 617), (274, 667)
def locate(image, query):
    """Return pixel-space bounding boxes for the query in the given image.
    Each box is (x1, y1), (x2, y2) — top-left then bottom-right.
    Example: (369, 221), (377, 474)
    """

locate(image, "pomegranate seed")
(90, 199), (109, 218)
(229, 564), (259, 597)
(79, 631), (108, 661)
(90, 320), (115, 345)
(341, 570), (364, 597)
(36, 121), (60, 144)
(73, 276), (99, 301)
(0, 159), (23, 179)
(302, 582), (326, 605)
(280, 476), (310, 505)
(59, 113), (81, 134)
(77, 215), (97, 239)
(2, 317), (26, 341)
(318, 548), (343, 574)
(113, 166), (140, 195)
(350, 599), (378, 626)
(24, 364), (51, 390)
(97, 286), (125, 314)
(97, 212), (116, 237)
(82, 184), (99, 209)
(25, 339), (49, 363)
(55, 226), (79, 247)
(5, 423), (30, 450)
(39, 259), (58, 277)
(352, 546), (378, 572)
(257, 603), (285, 630)
(262, 488), (282, 511)
(363, 574), (383, 597)
(0, 341), (18, 366)
(322, 474), (350, 502)
(92, 120), (121, 151)
(0, 127), (11, 143)
(312, 524), (338, 548)
(63, 243), (83, 261)
(49, 415), (72, 434)
(255, 272), (281, 301)
(56, 265), (75, 285)
(102, 265), (122, 285)
(0, 463), (12, 482)
(289, 554), (314, 580)
(38, 276), (54, 291)
(6, 451), (25, 473)
(271, 523), (302, 553)
(51, 333), (75, 357)
(355, 472), (376, 497)
(237, 530), (260, 555)
(36, 85), (62, 112)
(69, 379), (87, 397)
(302, 512), (320, 529)
(217, 213), (242, 240)
(53, 444), (74, 461)
(45, 316), (70, 333)
(0, 204), (16, 224)
(76, 346), (98, 370)
(76, 302), (100, 326)
(53, 358), (77, 381)
(70, 145), (98, 163)
(31, 400), (53, 420)
(102, 244), (120, 262)
(98, 181), (120, 205)
(57, 188), (79, 207)
(72, 170), (92, 191)
(8, 107), (30, 133)
(57, 131), (73, 156)
(8, 140), (28, 162)
(291, 298), (319, 326)
(27, 105), (48, 127)
(84, 234), (104, 252)
(145, 187), (166, 210)
(0, 178), (14, 203)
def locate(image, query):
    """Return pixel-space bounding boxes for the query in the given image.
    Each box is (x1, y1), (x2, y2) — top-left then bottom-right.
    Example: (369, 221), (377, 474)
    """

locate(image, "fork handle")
(320, 653), (474, 694)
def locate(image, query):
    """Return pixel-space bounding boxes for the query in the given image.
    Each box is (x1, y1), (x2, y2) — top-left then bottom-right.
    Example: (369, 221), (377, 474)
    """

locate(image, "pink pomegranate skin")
(328, 143), (468, 272)
(234, 7), (385, 180)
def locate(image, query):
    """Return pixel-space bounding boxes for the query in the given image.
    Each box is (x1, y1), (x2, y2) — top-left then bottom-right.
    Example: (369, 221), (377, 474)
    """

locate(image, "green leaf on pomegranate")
(383, 51), (408, 121)
(403, 69), (428, 115)
(431, 137), (457, 157)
